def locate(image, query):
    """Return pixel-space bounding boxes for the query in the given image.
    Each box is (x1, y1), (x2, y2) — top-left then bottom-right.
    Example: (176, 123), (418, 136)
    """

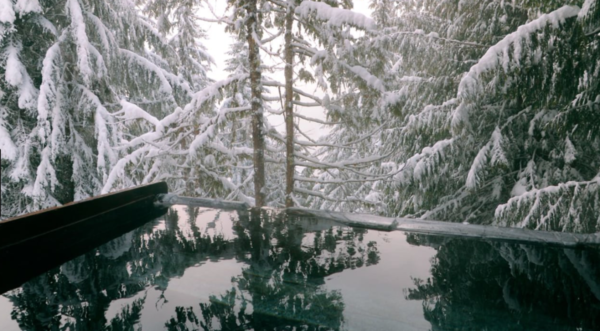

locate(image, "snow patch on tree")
(295, 1), (376, 31)
(0, 0), (15, 24)
(564, 136), (577, 164)
(14, 0), (41, 15)
(0, 112), (17, 160)
(458, 5), (580, 100)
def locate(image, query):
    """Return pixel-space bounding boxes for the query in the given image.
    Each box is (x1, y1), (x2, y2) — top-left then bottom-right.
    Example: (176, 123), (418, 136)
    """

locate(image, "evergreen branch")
(293, 187), (381, 206)
(295, 113), (340, 125)
(294, 151), (393, 169)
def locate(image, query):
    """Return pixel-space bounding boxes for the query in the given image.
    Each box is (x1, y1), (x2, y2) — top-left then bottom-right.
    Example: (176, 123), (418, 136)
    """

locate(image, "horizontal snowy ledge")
(155, 196), (600, 247)
(287, 207), (600, 248)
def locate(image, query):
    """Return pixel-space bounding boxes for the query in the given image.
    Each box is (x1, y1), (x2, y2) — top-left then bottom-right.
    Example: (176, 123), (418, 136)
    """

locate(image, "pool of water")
(1, 205), (599, 330)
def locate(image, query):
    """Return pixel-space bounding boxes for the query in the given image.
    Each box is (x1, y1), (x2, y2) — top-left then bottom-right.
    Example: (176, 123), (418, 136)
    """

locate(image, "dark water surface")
(1, 206), (599, 330)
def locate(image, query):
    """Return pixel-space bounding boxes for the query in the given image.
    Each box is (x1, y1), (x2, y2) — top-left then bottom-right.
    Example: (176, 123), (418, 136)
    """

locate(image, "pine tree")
(0, 0), (207, 218)
(364, 0), (600, 232)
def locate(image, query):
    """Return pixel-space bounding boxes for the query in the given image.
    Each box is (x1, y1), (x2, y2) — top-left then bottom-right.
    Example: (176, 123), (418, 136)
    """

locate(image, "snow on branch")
(116, 100), (163, 131)
(101, 145), (149, 194)
(5, 45), (38, 111)
(184, 74), (248, 115)
(295, 151), (392, 169)
(67, 0), (94, 83)
(450, 5), (581, 130)
(0, 0), (15, 24)
(295, 1), (376, 31)
(31, 147), (58, 198)
(14, 0), (41, 15)
(120, 49), (173, 94)
(379, 29), (490, 48)
(37, 38), (65, 144)
(342, 64), (385, 92)
(263, 79), (323, 103)
(466, 127), (508, 189)
(294, 187), (381, 206)
(294, 113), (341, 125)
(0, 111), (16, 160)
(458, 5), (581, 99)
(86, 91), (117, 174)
(400, 138), (454, 185)
(494, 177), (600, 232)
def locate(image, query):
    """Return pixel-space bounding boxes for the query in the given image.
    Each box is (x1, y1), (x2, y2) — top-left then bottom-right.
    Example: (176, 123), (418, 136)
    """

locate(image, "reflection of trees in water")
(4, 208), (379, 330)
(405, 234), (600, 330)
(166, 209), (380, 331)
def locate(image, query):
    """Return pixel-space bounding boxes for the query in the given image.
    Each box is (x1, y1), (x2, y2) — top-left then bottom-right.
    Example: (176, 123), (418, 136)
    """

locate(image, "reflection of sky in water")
(105, 206), (434, 330)
(327, 230), (434, 331)
(105, 259), (246, 329)
(0, 296), (19, 331)
(2, 205), (599, 330)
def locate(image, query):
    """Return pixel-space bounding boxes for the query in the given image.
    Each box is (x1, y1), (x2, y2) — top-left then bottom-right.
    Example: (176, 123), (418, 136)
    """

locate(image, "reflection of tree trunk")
(564, 248), (600, 301)
(246, 0), (266, 208)
(284, 6), (295, 207)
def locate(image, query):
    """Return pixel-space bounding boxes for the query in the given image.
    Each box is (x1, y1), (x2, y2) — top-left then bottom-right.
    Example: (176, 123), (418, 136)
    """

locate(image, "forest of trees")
(1, 0), (600, 233)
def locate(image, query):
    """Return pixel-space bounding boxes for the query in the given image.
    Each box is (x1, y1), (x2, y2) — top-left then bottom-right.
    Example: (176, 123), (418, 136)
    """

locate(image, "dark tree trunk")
(284, 6), (295, 207)
(246, 0), (266, 207)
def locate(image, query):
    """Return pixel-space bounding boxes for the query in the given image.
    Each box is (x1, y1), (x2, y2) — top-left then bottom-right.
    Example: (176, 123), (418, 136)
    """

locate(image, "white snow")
(90, 90), (117, 173)
(347, 65), (385, 92)
(466, 128), (507, 189)
(466, 143), (489, 189)
(32, 147), (58, 197)
(287, 206), (600, 247)
(458, 5), (581, 99)
(0, 0), (15, 24)
(14, 0), (41, 14)
(37, 41), (62, 140)
(5, 46), (24, 87)
(117, 100), (163, 132)
(34, 16), (58, 36)
(490, 127), (508, 167)
(0, 113), (17, 160)
(510, 178), (528, 197)
(564, 136), (577, 164)
(67, 0), (93, 83)
(120, 49), (173, 94)
(402, 138), (454, 183)
(295, 1), (376, 31)
(5, 45), (38, 110)
(578, 0), (594, 19)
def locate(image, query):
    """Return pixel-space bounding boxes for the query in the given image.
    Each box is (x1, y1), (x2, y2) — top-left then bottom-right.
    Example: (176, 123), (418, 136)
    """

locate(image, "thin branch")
(295, 113), (340, 125)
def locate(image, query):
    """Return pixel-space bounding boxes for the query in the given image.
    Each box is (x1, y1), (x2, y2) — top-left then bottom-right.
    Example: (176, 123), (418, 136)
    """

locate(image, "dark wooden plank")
(0, 182), (169, 293)
(0, 182), (168, 249)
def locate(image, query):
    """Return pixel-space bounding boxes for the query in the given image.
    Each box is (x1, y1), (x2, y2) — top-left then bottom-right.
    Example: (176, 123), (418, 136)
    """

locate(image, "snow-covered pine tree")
(105, 0), (296, 207)
(356, 0), (530, 218)
(0, 0), (206, 218)
(243, 0), (392, 211)
(164, 0), (381, 208)
(376, 0), (600, 232)
(290, 0), (408, 213)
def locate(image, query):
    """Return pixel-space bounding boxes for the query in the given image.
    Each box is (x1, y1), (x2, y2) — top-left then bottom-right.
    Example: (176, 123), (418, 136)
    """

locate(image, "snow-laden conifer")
(1, 0), (209, 218)
(364, 1), (600, 232)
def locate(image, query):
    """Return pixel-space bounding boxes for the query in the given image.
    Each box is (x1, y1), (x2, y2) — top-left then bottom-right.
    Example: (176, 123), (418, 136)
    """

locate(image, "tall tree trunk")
(246, 0), (266, 207)
(284, 6), (294, 207)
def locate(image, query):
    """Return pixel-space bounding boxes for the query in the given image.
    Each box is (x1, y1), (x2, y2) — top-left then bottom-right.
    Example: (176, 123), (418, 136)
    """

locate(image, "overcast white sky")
(198, 1), (373, 138)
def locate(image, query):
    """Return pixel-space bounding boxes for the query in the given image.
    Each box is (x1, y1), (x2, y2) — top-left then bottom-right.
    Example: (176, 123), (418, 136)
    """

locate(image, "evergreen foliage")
(317, 0), (600, 232)
(2, 0), (599, 233)
(0, 0), (210, 218)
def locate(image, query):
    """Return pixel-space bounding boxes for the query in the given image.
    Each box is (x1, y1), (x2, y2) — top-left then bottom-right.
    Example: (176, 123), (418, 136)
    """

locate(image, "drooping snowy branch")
(295, 1), (376, 31)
